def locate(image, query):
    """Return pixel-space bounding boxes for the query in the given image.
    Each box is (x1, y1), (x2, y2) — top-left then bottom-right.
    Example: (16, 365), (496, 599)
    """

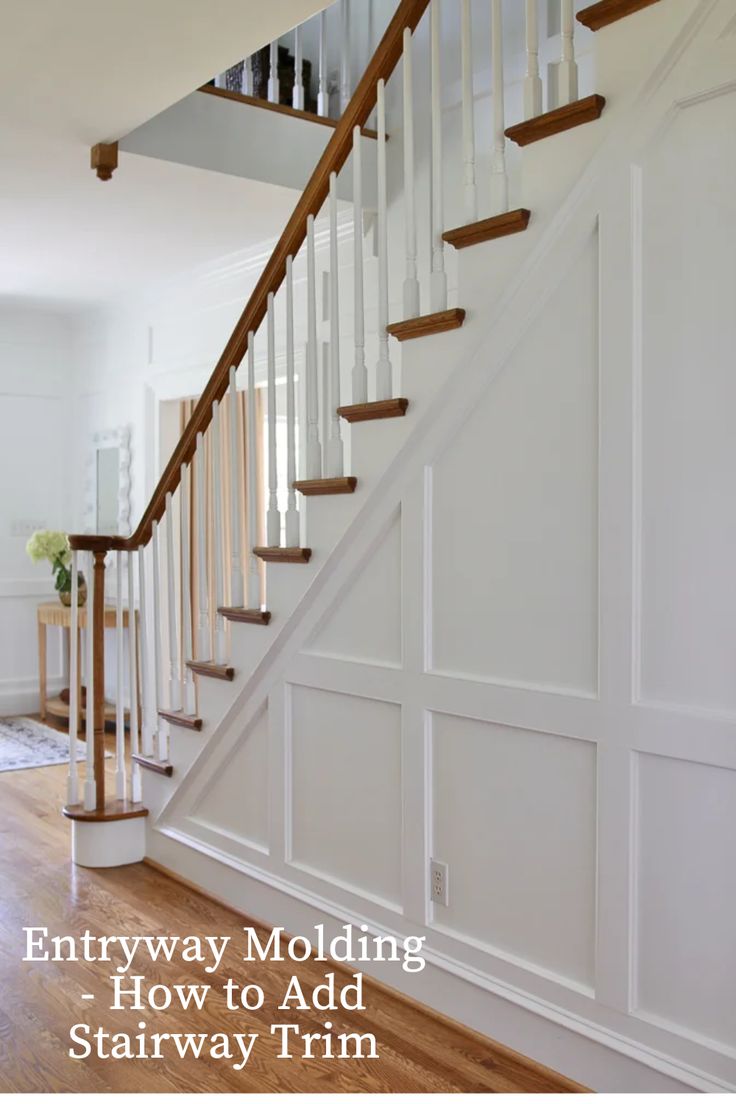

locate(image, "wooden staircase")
(64, 0), (660, 867)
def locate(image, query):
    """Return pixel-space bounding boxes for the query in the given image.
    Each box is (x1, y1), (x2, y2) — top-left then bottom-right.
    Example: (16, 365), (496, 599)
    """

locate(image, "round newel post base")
(63, 802), (148, 868)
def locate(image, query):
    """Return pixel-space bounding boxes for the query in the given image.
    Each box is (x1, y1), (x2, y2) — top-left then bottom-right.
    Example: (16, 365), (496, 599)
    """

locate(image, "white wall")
(0, 306), (75, 715)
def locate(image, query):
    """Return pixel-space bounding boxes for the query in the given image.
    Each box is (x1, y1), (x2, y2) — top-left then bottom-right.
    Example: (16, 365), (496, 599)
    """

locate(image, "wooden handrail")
(69, 0), (431, 555)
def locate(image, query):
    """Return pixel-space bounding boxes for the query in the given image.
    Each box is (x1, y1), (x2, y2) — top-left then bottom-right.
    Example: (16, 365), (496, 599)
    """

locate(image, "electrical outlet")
(430, 859), (449, 907)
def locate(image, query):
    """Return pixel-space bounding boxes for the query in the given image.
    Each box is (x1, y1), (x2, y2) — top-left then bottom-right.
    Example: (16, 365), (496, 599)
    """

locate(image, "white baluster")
(318, 11), (329, 117)
(195, 432), (210, 655)
(490, 0), (509, 216)
(228, 366), (245, 608)
(115, 550), (126, 799)
(67, 550), (80, 807)
(558, 0), (578, 107)
(165, 492), (181, 712)
(340, 0), (351, 114)
(266, 292), (281, 545)
(322, 341), (330, 472)
(352, 127), (368, 403)
(461, 0), (477, 225)
(293, 26), (305, 110)
(246, 334), (262, 605)
(285, 256), (300, 546)
(326, 172), (344, 477)
(127, 551), (142, 803)
(524, 0), (543, 119)
(268, 41), (280, 103)
(306, 215), (322, 478)
(152, 519), (168, 761)
(376, 78), (393, 399)
(214, 72), (227, 90)
(242, 56), (254, 97)
(430, 1), (447, 312)
(403, 28), (420, 320)
(83, 550), (96, 811)
(138, 544), (155, 757)
(211, 402), (228, 664)
(180, 463), (196, 715)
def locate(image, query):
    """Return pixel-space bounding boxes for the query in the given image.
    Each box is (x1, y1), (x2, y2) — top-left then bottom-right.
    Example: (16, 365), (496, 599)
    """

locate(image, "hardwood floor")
(0, 738), (586, 1092)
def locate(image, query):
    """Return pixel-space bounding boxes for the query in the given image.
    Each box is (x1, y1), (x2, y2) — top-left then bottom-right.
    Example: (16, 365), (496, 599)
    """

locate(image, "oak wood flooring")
(0, 723), (587, 1093)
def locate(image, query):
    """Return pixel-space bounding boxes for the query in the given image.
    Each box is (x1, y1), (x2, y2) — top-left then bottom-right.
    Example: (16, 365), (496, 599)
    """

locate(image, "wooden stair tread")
(158, 709), (203, 732)
(443, 209), (531, 250)
(198, 85), (380, 140)
(218, 607), (272, 625)
(132, 754), (174, 778)
(293, 477), (357, 496)
(254, 547), (312, 564)
(577, 0), (660, 31)
(338, 398), (409, 423)
(62, 800), (148, 823)
(186, 660), (235, 682)
(387, 308), (466, 342)
(505, 95), (606, 147)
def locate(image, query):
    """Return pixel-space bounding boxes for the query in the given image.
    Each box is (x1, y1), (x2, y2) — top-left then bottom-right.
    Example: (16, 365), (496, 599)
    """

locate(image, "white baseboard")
(149, 824), (728, 1094)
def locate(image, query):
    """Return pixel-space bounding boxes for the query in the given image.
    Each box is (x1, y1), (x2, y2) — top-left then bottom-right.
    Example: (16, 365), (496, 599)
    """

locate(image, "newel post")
(92, 550), (107, 811)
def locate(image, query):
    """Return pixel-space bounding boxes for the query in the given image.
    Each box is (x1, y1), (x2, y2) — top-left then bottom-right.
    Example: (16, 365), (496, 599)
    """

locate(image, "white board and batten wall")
(154, 2), (736, 1091)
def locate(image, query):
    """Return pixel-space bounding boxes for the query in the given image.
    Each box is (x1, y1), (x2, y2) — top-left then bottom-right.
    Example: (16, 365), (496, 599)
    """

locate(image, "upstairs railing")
(67, 0), (595, 817)
(212, 0), (370, 120)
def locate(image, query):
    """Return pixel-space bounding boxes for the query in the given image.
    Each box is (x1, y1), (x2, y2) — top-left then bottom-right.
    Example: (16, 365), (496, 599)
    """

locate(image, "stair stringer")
(149, 0), (721, 831)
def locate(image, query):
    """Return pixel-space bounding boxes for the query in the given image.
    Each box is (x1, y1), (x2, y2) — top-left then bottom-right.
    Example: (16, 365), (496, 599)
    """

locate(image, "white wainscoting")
(287, 683), (403, 910)
(431, 712), (597, 992)
(152, 3), (736, 1090)
(190, 705), (270, 854)
(638, 82), (736, 716)
(429, 230), (600, 697)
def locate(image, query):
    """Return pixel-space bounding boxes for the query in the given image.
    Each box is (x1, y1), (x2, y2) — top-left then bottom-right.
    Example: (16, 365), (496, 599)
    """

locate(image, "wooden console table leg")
(38, 619), (47, 721)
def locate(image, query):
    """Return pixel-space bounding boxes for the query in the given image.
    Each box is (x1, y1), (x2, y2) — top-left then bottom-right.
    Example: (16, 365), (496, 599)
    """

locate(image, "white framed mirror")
(83, 426), (132, 536)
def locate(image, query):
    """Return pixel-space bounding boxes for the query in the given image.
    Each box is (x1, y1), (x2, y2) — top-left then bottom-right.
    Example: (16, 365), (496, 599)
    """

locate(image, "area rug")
(0, 716), (109, 773)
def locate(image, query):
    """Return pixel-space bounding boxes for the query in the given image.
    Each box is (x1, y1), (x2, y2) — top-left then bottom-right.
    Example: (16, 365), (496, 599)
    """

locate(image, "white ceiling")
(0, 0), (326, 308)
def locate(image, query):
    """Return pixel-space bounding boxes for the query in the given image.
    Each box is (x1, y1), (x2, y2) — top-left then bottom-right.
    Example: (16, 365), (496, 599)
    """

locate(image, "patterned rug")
(0, 716), (105, 773)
